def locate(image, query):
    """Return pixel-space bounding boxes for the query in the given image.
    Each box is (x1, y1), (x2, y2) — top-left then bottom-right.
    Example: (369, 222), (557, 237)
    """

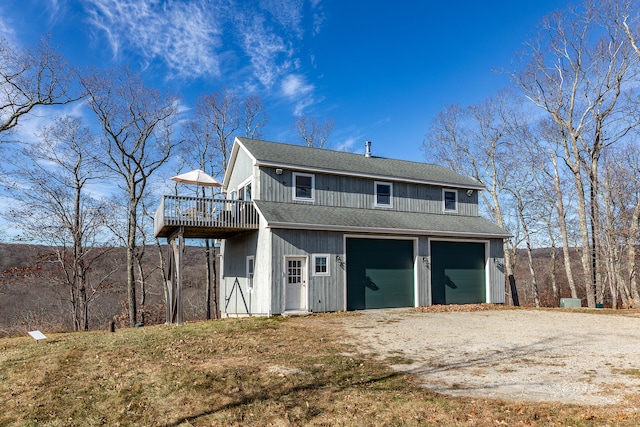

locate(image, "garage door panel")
(364, 268), (414, 308)
(442, 268), (485, 304)
(431, 241), (485, 305)
(346, 239), (414, 310)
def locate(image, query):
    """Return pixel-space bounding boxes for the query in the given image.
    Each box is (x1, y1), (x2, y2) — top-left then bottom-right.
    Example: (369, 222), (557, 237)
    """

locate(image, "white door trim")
(284, 255), (308, 311)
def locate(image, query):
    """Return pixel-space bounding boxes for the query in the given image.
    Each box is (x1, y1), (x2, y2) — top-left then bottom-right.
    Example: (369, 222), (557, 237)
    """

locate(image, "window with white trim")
(293, 172), (315, 201)
(443, 189), (458, 212)
(246, 256), (255, 289)
(374, 181), (393, 207)
(312, 254), (330, 276)
(238, 182), (252, 201)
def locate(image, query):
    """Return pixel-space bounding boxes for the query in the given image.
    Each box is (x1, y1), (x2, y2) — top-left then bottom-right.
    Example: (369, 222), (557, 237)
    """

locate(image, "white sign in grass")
(28, 330), (47, 343)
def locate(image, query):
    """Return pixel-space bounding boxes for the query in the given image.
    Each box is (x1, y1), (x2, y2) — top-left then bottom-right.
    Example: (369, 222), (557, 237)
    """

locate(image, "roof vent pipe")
(365, 140), (372, 157)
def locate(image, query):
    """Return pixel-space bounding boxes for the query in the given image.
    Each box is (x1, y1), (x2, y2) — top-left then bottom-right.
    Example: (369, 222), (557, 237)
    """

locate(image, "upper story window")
(293, 172), (315, 201)
(238, 180), (252, 201)
(443, 189), (458, 212)
(374, 181), (393, 208)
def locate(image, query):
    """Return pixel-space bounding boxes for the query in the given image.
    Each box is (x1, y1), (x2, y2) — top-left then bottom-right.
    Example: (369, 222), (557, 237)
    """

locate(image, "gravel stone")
(339, 308), (640, 405)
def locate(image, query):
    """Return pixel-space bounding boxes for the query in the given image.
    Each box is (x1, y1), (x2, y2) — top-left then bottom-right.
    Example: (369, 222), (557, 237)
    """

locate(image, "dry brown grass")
(411, 303), (514, 313)
(1, 313), (639, 426)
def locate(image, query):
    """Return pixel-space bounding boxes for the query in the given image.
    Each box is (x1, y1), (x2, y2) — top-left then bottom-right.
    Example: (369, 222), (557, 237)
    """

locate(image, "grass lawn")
(0, 313), (638, 426)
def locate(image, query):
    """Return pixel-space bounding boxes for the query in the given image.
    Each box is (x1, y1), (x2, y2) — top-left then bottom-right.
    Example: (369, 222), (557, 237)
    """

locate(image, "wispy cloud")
(84, 0), (223, 79)
(0, 7), (16, 42)
(3, 101), (94, 147)
(81, 0), (324, 116)
(310, 0), (325, 35)
(281, 73), (315, 115)
(334, 136), (359, 153)
(282, 74), (313, 97)
(260, 0), (304, 38)
(238, 15), (292, 88)
(45, 0), (68, 26)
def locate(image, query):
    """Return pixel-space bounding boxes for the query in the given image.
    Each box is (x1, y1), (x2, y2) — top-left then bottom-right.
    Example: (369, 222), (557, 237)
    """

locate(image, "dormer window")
(374, 181), (393, 208)
(293, 172), (315, 201)
(443, 189), (458, 212)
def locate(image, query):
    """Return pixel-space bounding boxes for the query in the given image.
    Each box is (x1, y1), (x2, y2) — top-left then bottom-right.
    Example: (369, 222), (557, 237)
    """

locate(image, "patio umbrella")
(170, 169), (221, 187)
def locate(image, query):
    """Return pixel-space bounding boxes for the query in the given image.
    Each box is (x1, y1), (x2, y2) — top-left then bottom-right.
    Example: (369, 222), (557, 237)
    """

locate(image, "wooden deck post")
(166, 227), (185, 325)
(176, 231), (184, 326)
(166, 243), (174, 324)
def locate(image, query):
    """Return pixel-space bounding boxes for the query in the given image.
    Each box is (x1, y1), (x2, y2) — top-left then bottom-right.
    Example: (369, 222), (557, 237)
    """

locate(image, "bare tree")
(82, 67), (181, 327)
(243, 95), (268, 140)
(599, 143), (640, 307)
(1, 116), (112, 330)
(623, 148), (640, 304)
(295, 116), (335, 148)
(187, 89), (268, 178)
(512, 1), (640, 307)
(424, 89), (525, 304)
(0, 36), (81, 140)
(504, 134), (548, 307)
(535, 119), (581, 300)
(181, 89), (267, 319)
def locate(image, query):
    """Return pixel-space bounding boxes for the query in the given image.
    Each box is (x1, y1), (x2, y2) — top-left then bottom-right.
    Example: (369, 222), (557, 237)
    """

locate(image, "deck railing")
(154, 195), (259, 237)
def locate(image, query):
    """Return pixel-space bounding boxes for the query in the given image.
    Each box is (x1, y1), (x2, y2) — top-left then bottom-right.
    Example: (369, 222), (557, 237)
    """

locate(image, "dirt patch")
(338, 308), (640, 405)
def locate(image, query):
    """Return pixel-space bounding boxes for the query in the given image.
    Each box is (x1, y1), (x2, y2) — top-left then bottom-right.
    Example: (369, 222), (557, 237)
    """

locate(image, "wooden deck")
(154, 195), (259, 239)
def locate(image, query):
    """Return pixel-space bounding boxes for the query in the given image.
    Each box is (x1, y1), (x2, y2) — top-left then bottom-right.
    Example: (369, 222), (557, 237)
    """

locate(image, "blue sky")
(0, 0), (571, 161)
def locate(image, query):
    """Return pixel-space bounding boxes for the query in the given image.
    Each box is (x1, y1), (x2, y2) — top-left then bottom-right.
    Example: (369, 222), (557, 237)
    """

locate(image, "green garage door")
(431, 241), (486, 305)
(346, 238), (414, 310)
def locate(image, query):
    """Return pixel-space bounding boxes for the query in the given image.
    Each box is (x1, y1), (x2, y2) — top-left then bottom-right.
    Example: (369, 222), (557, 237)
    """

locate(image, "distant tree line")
(425, 0), (640, 308)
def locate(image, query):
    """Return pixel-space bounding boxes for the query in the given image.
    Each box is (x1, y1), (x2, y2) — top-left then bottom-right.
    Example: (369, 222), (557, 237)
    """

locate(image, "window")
(293, 172), (315, 201)
(443, 189), (457, 212)
(374, 181), (393, 207)
(238, 181), (252, 201)
(246, 256), (255, 290)
(312, 254), (330, 276)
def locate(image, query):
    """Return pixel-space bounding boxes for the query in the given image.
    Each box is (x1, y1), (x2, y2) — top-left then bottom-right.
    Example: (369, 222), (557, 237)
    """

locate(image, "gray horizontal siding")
(489, 239), (506, 304)
(226, 147), (254, 195)
(221, 231), (263, 315)
(259, 167), (478, 216)
(270, 229), (345, 314)
(418, 237), (430, 307)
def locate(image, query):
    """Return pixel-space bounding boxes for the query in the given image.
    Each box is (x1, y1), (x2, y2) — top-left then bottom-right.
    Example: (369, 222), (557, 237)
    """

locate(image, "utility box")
(560, 298), (582, 308)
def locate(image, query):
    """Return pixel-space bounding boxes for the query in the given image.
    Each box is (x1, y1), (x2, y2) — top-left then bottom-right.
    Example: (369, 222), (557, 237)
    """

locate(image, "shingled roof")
(236, 137), (484, 189)
(254, 200), (510, 238)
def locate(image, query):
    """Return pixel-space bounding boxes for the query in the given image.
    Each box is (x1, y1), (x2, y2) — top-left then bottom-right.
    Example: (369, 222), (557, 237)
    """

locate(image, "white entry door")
(285, 257), (307, 311)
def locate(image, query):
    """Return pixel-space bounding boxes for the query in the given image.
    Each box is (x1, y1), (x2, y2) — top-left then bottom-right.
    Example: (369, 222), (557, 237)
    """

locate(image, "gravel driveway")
(339, 308), (640, 405)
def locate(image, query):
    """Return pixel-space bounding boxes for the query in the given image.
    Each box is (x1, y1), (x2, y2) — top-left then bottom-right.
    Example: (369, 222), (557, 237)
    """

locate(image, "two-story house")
(216, 137), (510, 316)
(155, 137), (510, 321)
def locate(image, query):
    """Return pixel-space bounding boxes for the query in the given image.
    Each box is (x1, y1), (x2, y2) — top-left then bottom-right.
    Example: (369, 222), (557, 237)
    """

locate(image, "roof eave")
(222, 137), (258, 191)
(255, 160), (485, 190)
(264, 221), (511, 239)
